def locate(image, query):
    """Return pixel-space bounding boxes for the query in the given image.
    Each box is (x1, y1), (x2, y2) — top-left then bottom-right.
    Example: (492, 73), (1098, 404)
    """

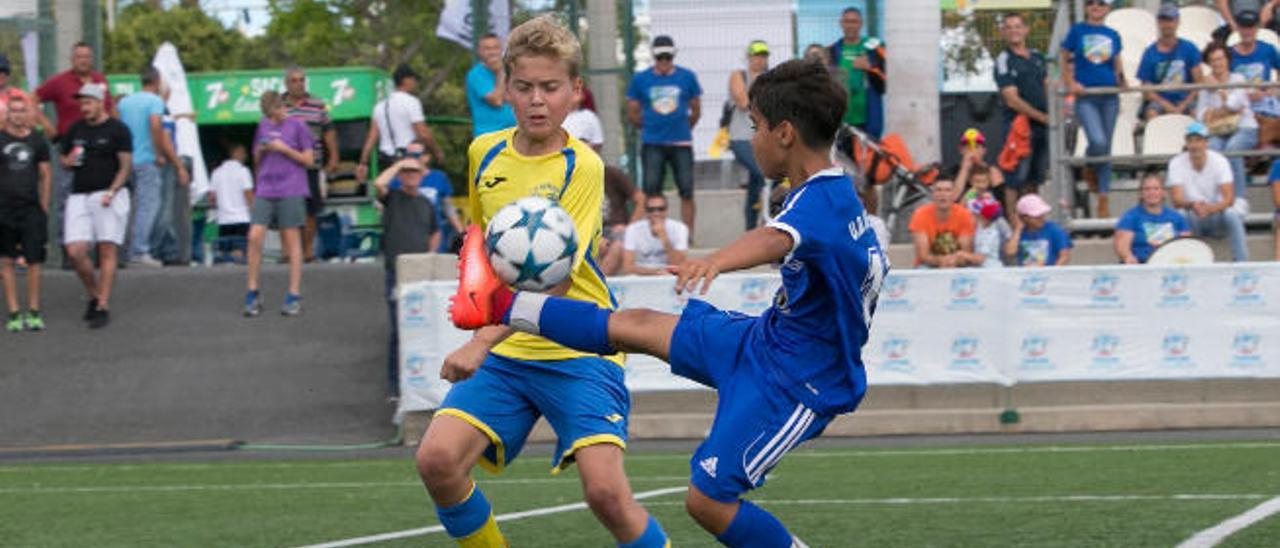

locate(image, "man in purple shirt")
(245, 90), (314, 317)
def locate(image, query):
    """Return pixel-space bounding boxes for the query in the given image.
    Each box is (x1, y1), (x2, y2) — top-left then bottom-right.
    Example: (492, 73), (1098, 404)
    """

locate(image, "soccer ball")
(485, 197), (579, 291)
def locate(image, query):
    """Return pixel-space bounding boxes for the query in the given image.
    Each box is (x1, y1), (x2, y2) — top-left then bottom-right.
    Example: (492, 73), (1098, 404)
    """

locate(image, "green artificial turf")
(2, 439), (1277, 547)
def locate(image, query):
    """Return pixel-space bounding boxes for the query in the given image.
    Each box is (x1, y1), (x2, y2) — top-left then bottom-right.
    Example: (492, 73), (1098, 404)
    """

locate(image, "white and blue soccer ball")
(485, 197), (579, 291)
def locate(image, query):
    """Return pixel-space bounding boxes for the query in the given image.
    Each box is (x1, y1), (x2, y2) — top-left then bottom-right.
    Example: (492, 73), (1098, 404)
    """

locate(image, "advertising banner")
(107, 67), (388, 126)
(398, 264), (1280, 416)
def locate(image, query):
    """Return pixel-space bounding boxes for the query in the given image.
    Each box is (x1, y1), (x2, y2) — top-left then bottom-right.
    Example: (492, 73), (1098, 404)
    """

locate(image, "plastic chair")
(1178, 6), (1223, 37)
(1140, 113), (1195, 154)
(1178, 30), (1213, 53)
(1106, 8), (1157, 56)
(1227, 28), (1280, 49)
(1074, 115), (1136, 157)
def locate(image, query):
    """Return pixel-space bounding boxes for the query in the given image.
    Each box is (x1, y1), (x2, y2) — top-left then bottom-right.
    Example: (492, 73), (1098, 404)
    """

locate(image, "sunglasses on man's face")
(655, 54), (674, 62)
(646, 206), (667, 213)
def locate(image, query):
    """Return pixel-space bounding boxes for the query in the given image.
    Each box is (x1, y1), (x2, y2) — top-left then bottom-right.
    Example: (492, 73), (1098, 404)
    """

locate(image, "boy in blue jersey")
(452, 59), (889, 547)
(418, 15), (669, 548)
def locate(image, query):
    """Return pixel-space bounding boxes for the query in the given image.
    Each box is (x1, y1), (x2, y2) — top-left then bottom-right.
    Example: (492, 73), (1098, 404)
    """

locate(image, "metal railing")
(1048, 77), (1280, 228)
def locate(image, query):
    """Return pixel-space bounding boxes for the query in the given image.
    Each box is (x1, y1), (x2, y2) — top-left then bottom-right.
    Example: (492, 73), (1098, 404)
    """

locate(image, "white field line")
(0, 476), (690, 495)
(3, 441), (1277, 473)
(625, 441), (1280, 461)
(293, 486), (688, 548)
(1176, 496), (1280, 548)
(638, 494), (1273, 507)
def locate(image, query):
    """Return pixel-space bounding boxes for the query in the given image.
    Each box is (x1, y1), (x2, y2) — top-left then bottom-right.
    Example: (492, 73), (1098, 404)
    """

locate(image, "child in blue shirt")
(451, 59), (888, 547)
(1006, 193), (1072, 266)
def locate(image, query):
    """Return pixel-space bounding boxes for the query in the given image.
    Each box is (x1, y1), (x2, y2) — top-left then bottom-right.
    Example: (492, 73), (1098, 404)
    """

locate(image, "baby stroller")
(833, 124), (939, 242)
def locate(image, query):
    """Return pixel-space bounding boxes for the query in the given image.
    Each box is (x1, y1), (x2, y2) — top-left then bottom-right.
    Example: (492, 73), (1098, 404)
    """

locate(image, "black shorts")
(217, 223), (250, 239)
(305, 170), (324, 216)
(0, 206), (49, 264)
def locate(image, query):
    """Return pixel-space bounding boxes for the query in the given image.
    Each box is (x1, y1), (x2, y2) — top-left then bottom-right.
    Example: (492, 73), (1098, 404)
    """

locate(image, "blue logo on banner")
(1229, 271), (1263, 308)
(879, 275), (912, 311)
(1019, 335), (1053, 370)
(1161, 332), (1194, 369)
(949, 335), (982, 371)
(881, 336), (914, 373)
(401, 291), (428, 328)
(947, 275), (982, 310)
(1088, 273), (1123, 309)
(404, 352), (429, 386)
(739, 278), (772, 314)
(1230, 331), (1262, 368)
(1158, 272), (1193, 308)
(1018, 273), (1051, 308)
(1090, 333), (1122, 369)
(607, 283), (627, 307)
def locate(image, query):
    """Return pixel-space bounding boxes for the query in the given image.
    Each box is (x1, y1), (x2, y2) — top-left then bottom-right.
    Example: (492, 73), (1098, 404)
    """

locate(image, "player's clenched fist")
(669, 258), (720, 295)
(440, 339), (489, 382)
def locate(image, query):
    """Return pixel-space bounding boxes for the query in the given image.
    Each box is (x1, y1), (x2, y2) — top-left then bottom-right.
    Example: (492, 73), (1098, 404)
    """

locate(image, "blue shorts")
(669, 299), (832, 502)
(437, 353), (629, 474)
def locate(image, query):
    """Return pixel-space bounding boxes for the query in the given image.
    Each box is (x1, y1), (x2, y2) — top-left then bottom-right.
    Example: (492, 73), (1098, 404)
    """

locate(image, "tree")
(260, 0), (477, 179)
(104, 4), (254, 73)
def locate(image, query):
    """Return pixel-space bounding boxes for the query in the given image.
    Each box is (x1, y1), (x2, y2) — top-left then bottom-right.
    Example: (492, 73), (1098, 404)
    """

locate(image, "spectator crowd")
(3, 5), (1280, 367)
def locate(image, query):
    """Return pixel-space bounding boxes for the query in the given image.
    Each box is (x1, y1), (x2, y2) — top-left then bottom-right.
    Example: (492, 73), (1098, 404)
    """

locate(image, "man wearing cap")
(727, 40), (771, 230)
(1005, 193), (1072, 267)
(994, 12), (1048, 220)
(1227, 10), (1280, 96)
(1166, 121), (1250, 262)
(828, 6), (887, 138)
(37, 42), (114, 262)
(59, 83), (132, 328)
(466, 33), (517, 138)
(627, 35), (703, 240)
(372, 140), (438, 398)
(357, 64), (444, 184)
(1216, 1), (1280, 38)
(1138, 5), (1203, 121)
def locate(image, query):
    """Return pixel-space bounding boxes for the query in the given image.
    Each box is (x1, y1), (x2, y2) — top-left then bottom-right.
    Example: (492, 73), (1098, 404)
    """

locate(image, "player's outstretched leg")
(449, 224), (678, 359)
(686, 484), (808, 548)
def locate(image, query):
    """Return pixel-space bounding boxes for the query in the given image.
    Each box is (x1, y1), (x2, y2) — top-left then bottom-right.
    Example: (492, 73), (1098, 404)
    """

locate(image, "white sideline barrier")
(396, 265), (1280, 415)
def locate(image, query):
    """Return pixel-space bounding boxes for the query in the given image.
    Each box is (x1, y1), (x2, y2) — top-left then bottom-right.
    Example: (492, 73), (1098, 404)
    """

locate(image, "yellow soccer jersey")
(467, 128), (623, 366)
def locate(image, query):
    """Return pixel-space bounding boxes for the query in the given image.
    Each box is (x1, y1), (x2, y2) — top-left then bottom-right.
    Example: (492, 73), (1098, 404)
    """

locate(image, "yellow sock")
(455, 513), (506, 548)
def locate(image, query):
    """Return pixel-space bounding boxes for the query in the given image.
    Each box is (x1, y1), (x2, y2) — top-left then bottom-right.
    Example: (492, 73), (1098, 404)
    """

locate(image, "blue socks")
(619, 515), (668, 548)
(505, 292), (616, 355)
(436, 485), (494, 539)
(716, 500), (792, 548)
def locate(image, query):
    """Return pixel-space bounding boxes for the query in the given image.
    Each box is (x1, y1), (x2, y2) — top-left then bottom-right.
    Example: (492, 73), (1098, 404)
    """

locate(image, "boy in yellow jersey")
(414, 16), (669, 548)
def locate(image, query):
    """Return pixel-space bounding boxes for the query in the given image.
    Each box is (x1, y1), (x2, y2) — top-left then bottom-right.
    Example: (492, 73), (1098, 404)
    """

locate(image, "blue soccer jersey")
(760, 167), (889, 415)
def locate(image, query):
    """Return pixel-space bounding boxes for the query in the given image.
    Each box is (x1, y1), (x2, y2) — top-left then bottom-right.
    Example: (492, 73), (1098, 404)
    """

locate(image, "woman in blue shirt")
(1061, 0), (1126, 218)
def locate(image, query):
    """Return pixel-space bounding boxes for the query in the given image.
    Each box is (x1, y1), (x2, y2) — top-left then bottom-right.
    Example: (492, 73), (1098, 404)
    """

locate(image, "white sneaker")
(129, 254), (163, 268)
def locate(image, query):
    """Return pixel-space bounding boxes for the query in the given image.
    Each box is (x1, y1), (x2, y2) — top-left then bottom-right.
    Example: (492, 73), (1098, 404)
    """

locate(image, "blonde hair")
(260, 90), (284, 115)
(503, 15), (582, 79)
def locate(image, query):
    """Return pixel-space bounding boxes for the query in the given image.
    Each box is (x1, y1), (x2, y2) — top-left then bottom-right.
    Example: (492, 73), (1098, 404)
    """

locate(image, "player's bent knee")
(684, 485), (736, 534)
(583, 481), (634, 526)
(415, 438), (467, 487)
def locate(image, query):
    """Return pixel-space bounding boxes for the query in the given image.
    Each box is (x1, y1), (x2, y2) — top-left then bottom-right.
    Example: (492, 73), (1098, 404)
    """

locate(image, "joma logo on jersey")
(481, 176), (507, 188)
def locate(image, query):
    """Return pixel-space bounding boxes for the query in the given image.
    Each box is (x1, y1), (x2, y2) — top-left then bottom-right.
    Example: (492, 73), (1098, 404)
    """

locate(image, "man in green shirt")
(828, 7), (886, 137)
